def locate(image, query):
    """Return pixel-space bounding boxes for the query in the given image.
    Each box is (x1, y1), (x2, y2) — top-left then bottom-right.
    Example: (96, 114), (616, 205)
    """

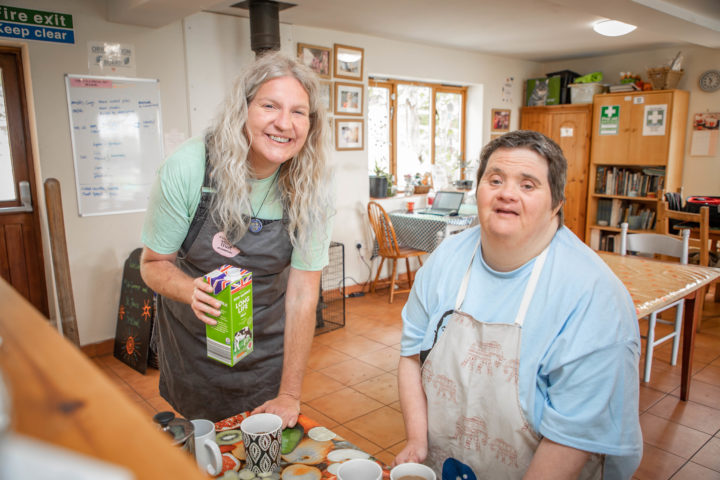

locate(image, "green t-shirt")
(141, 137), (332, 270)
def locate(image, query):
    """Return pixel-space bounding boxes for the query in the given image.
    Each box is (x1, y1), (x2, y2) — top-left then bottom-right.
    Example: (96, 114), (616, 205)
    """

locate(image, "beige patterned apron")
(421, 237), (602, 479)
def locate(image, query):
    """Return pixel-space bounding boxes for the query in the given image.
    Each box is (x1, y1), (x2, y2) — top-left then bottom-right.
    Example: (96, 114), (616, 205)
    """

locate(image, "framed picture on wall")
(335, 118), (364, 150)
(297, 43), (331, 78)
(491, 108), (511, 132)
(334, 44), (364, 80)
(319, 80), (332, 112)
(334, 82), (363, 116)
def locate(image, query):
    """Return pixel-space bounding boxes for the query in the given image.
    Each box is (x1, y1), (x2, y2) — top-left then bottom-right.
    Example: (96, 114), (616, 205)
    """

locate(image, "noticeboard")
(64, 74), (163, 216)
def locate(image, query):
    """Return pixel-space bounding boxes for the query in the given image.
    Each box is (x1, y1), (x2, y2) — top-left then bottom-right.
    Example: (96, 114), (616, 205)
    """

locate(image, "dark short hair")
(476, 130), (566, 225)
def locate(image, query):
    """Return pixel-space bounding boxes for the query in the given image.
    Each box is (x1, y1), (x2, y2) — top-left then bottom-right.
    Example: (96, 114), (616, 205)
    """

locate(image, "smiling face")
(477, 147), (561, 256)
(246, 76), (311, 178)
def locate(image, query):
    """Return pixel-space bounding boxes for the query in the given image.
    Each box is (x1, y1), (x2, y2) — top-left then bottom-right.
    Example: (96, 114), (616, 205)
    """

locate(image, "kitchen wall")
(542, 45), (720, 197)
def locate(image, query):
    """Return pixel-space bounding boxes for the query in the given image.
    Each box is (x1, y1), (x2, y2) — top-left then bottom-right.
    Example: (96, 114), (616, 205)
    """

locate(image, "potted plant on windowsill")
(369, 163), (390, 198)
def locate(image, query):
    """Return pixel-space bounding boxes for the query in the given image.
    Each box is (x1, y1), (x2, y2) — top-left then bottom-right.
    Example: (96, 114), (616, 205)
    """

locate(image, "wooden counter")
(0, 277), (207, 479)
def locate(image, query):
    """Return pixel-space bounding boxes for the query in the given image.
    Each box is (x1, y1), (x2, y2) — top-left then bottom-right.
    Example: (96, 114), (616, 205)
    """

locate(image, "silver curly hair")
(206, 51), (333, 254)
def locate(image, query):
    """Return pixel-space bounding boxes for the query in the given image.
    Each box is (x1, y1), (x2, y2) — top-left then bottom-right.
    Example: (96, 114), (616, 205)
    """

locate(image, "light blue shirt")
(401, 226), (642, 478)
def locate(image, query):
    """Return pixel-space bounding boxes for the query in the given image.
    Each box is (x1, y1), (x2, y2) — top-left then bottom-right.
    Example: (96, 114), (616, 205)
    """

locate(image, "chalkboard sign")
(114, 248), (155, 374)
(64, 74), (164, 216)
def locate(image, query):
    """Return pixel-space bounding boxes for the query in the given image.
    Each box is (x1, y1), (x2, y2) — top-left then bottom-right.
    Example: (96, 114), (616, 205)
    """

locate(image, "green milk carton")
(203, 265), (253, 366)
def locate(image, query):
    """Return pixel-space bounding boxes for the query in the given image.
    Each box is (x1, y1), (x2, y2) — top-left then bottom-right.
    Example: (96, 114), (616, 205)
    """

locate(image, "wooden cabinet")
(520, 104), (592, 241)
(585, 89), (689, 250)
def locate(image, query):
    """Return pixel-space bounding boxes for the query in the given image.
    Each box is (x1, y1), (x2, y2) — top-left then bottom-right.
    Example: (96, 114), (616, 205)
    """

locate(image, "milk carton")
(203, 265), (253, 366)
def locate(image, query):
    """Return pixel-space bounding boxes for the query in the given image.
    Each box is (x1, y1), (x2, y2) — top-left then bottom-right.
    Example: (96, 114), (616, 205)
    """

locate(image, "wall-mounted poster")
(643, 104), (667, 136)
(690, 112), (719, 156)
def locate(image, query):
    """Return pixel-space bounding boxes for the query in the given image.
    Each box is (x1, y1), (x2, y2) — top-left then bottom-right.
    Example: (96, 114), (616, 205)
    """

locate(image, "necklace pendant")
(249, 217), (263, 234)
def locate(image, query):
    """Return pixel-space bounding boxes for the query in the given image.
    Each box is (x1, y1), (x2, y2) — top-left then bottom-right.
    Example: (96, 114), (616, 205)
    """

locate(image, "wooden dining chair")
(620, 222), (690, 382)
(656, 200), (710, 267)
(367, 201), (428, 303)
(657, 200), (717, 321)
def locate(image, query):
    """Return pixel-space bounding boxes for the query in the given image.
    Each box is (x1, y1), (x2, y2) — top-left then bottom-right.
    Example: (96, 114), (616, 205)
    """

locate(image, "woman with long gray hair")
(140, 51), (334, 426)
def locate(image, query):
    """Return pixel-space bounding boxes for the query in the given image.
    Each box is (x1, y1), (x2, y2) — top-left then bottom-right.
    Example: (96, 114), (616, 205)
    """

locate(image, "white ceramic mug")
(390, 462), (436, 480)
(191, 419), (222, 476)
(337, 458), (383, 480)
(240, 413), (282, 474)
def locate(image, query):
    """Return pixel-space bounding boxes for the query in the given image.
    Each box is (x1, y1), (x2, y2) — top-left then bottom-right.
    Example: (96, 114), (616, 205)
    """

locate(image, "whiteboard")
(65, 75), (164, 216)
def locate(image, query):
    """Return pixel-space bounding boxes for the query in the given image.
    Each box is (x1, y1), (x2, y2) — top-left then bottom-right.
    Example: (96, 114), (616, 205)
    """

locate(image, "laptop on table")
(418, 191), (464, 216)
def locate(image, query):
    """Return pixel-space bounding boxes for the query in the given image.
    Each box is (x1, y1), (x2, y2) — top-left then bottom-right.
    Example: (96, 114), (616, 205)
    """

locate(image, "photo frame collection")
(296, 42), (365, 150)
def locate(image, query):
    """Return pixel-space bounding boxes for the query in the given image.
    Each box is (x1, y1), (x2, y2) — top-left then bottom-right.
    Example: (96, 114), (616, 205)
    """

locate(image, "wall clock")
(699, 70), (720, 92)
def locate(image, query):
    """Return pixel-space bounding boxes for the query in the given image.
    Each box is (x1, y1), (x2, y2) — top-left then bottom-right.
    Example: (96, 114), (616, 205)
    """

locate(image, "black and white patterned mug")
(240, 413), (282, 474)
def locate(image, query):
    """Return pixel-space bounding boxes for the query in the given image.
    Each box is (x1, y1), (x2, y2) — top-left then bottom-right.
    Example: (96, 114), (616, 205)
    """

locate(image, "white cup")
(390, 462), (436, 480)
(337, 458), (383, 480)
(191, 419), (222, 476)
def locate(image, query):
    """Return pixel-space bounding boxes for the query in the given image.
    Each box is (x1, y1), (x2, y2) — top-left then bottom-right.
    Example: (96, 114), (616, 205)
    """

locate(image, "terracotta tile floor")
(93, 284), (720, 478)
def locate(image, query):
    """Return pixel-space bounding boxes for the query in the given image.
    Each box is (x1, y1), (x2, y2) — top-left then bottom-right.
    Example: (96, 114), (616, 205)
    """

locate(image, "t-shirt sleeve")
(400, 250), (439, 356)
(141, 139), (205, 254)
(536, 279), (642, 472)
(290, 209), (335, 271)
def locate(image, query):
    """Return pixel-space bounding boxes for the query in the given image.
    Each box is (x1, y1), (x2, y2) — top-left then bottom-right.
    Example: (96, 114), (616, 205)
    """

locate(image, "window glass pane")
(368, 86), (390, 175)
(397, 84), (431, 187)
(0, 70), (15, 201)
(434, 91), (463, 182)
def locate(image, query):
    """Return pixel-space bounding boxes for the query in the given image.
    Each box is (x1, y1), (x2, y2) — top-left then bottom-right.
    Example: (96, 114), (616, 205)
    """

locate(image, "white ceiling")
(107, 0), (720, 62)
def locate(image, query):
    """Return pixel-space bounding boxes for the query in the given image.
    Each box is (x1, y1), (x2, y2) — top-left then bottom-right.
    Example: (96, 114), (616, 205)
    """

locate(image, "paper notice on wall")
(88, 41), (136, 76)
(690, 112), (720, 156)
(501, 76), (514, 103)
(643, 104), (667, 136)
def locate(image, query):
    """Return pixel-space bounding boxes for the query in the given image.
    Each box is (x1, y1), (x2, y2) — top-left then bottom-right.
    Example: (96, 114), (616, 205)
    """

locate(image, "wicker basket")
(413, 185), (431, 194)
(647, 67), (684, 90)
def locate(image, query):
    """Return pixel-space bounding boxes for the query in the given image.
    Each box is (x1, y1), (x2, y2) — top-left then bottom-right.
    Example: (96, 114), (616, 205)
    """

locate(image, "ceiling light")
(593, 20), (637, 36)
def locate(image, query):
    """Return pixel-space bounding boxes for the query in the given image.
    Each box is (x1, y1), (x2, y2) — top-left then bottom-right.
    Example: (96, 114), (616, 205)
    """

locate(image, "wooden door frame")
(0, 42), (52, 319)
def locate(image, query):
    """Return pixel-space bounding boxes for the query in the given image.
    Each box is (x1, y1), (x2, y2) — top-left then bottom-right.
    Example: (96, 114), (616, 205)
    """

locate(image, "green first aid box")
(525, 76), (561, 106)
(203, 265), (253, 366)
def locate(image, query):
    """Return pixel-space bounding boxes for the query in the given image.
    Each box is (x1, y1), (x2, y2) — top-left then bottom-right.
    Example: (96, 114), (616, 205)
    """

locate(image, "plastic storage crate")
(569, 83), (605, 104)
(315, 241), (346, 335)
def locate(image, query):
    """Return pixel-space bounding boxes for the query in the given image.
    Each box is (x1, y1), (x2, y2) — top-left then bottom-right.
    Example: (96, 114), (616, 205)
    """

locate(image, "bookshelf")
(585, 90), (689, 251)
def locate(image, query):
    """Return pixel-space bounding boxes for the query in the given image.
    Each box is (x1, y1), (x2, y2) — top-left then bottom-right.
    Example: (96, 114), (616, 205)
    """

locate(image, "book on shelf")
(609, 199), (623, 228)
(594, 166), (665, 197)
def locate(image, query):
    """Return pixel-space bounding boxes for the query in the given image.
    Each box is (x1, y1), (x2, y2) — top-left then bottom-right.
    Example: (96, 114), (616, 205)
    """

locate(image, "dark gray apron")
(156, 180), (292, 422)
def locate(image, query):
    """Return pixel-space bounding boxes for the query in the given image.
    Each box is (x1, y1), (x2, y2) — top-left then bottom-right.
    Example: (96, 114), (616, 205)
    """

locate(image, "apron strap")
(454, 234), (483, 311)
(514, 247), (548, 327)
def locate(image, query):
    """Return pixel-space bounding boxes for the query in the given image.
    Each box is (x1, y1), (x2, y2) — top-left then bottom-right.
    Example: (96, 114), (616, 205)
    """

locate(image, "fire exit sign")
(0, 5), (74, 44)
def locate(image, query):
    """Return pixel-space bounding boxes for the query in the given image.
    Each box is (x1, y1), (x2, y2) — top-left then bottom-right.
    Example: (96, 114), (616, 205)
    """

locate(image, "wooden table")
(0, 277), (206, 479)
(598, 252), (720, 400)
